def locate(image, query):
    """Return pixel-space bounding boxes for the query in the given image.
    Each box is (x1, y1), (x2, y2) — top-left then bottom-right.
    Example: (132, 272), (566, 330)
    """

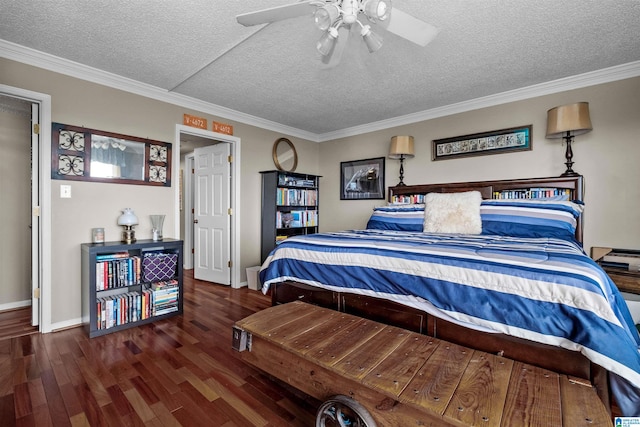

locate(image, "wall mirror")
(272, 137), (298, 172)
(52, 123), (171, 186)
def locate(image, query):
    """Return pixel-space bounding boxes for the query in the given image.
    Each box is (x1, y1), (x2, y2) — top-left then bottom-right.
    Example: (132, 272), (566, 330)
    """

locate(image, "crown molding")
(317, 60), (640, 142)
(3, 39), (639, 144)
(0, 40), (320, 142)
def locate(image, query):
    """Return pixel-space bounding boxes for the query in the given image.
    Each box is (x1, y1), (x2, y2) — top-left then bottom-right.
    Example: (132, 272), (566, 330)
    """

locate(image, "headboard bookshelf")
(388, 175), (584, 242)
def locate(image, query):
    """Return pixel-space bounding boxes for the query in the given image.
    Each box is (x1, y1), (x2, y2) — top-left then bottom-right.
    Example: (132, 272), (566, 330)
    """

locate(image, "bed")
(259, 175), (640, 416)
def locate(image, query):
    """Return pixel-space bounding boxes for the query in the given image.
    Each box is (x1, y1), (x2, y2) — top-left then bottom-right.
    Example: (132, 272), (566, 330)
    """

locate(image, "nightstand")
(591, 247), (640, 295)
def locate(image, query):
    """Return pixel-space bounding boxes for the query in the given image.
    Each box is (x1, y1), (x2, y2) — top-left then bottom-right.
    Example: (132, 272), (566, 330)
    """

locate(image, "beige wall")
(0, 106), (32, 307)
(3, 55), (639, 328)
(1, 58), (320, 326)
(319, 76), (640, 255)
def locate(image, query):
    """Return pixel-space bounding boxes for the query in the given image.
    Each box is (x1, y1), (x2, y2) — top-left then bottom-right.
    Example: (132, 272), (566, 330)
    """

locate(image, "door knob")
(194, 219), (199, 224)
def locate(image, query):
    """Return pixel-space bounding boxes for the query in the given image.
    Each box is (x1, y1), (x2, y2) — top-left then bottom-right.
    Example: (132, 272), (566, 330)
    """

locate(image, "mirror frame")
(51, 122), (172, 187)
(272, 137), (298, 172)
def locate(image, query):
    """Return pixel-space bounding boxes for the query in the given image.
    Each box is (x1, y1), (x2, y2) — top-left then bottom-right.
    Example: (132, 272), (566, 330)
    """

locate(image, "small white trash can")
(246, 266), (261, 290)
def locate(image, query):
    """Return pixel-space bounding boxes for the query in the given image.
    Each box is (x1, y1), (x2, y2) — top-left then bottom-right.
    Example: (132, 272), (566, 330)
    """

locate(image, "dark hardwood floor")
(0, 307), (38, 341)
(0, 271), (319, 426)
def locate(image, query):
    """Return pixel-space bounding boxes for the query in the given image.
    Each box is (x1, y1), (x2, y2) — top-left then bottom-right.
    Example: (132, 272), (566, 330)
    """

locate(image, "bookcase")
(261, 170), (320, 262)
(81, 238), (183, 338)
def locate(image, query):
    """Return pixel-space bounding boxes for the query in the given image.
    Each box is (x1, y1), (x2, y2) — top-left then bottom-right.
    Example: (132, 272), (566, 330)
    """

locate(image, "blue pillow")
(481, 199), (583, 241)
(366, 204), (425, 232)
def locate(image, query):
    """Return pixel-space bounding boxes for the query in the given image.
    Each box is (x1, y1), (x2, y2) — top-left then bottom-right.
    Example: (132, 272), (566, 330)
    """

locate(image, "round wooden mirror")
(272, 137), (298, 172)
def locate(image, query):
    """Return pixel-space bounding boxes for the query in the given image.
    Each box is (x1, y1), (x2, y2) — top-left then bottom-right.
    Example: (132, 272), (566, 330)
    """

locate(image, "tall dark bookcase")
(81, 239), (183, 338)
(260, 170), (320, 262)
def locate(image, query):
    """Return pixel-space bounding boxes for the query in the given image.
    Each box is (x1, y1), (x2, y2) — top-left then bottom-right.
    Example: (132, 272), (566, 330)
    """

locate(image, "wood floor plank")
(39, 369), (72, 427)
(0, 393), (16, 427)
(123, 387), (156, 423)
(105, 384), (135, 417)
(148, 401), (181, 427)
(13, 381), (31, 418)
(27, 378), (47, 410)
(58, 382), (84, 418)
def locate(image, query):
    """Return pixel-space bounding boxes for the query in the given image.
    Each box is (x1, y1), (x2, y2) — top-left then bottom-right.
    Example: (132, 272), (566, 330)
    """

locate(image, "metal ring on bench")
(315, 395), (377, 427)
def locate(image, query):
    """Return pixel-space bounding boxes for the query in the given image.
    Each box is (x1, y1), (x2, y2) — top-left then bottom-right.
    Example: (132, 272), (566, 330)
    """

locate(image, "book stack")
(96, 291), (142, 330)
(150, 280), (179, 316)
(600, 251), (640, 272)
(95, 252), (141, 290)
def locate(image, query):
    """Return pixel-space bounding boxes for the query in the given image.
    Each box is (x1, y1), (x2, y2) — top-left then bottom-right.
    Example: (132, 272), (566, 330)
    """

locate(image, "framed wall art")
(340, 157), (385, 200)
(432, 125), (532, 161)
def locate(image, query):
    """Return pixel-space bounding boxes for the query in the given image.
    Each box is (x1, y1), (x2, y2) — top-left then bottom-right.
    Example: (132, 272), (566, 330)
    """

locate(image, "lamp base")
(560, 133), (579, 177)
(121, 226), (136, 244)
(397, 156), (407, 186)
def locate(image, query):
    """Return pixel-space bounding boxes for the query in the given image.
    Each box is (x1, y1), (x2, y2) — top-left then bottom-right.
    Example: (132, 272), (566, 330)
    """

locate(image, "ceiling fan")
(236, 0), (438, 66)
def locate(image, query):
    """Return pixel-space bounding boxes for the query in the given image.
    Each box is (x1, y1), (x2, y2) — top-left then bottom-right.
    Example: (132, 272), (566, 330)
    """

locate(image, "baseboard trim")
(0, 299), (31, 312)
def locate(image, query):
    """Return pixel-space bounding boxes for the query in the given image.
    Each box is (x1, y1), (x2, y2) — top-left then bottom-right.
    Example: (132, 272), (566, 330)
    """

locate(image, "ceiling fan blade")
(381, 8), (439, 47)
(237, 1), (316, 26)
(320, 26), (350, 68)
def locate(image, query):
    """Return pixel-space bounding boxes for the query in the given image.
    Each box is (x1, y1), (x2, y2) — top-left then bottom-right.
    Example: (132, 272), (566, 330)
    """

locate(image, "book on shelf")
(290, 211), (302, 228)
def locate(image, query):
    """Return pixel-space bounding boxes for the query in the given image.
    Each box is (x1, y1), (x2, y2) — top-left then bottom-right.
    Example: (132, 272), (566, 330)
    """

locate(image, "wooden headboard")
(388, 175), (585, 242)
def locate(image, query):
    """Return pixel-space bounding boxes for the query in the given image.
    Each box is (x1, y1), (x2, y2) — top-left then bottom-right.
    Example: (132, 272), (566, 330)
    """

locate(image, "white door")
(193, 143), (231, 284)
(31, 103), (40, 325)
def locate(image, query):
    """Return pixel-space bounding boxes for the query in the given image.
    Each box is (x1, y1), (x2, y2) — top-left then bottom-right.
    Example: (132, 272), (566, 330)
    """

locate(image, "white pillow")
(424, 191), (482, 234)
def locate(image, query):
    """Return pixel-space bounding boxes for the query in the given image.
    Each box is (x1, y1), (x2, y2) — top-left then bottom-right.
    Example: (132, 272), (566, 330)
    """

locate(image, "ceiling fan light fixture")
(363, 0), (392, 21)
(361, 25), (383, 53)
(317, 27), (339, 56)
(314, 4), (340, 31)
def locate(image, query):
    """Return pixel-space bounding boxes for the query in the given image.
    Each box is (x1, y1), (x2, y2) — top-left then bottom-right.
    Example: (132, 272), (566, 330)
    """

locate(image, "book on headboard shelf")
(389, 187), (573, 204)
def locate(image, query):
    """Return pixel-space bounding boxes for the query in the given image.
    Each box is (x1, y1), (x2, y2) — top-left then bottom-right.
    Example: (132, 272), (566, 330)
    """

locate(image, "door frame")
(174, 125), (241, 288)
(0, 84), (52, 333)
(183, 152), (195, 270)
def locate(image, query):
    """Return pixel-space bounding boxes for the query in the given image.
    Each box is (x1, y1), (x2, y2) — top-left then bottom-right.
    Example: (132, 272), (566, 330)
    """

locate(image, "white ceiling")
(1, 1), (639, 142)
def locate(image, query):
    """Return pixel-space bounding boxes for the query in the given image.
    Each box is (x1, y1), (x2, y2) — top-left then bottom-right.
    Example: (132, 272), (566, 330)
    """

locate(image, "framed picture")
(340, 157), (385, 200)
(432, 125), (532, 161)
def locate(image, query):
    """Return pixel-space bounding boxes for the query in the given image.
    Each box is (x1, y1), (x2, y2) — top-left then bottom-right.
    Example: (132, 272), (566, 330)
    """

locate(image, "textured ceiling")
(1, 0), (639, 140)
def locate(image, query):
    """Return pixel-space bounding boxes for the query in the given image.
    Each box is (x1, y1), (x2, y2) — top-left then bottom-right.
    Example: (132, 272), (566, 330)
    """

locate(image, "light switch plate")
(60, 185), (71, 198)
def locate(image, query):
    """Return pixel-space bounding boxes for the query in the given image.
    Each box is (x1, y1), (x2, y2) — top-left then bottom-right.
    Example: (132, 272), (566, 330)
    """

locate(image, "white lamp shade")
(362, 26), (383, 53)
(317, 28), (338, 56)
(117, 208), (139, 226)
(389, 136), (415, 159)
(364, 0), (392, 21)
(314, 5), (340, 31)
(546, 102), (593, 139)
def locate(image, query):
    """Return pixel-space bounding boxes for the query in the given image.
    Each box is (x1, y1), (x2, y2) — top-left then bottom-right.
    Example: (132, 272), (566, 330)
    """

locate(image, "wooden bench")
(233, 301), (612, 427)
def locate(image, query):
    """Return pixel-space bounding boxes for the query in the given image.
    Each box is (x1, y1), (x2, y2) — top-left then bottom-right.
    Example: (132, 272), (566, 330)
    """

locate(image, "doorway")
(175, 125), (242, 288)
(0, 85), (53, 333)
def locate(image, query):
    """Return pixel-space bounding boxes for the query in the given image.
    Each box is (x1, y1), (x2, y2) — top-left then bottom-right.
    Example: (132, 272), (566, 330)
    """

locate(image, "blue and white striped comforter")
(260, 229), (640, 415)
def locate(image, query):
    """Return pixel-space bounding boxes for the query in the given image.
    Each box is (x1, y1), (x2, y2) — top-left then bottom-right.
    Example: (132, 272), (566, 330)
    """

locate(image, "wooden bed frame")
(268, 175), (613, 412)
